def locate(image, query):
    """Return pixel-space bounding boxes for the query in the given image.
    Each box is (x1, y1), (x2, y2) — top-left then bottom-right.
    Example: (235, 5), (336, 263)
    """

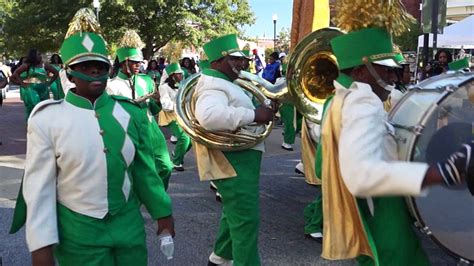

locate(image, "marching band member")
(107, 30), (173, 189)
(158, 62), (192, 171)
(17, 9), (174, 265)
(193, 34), (274, 266)
(49, 53), (65, 100)
(319, 3), (474, 264)
(10, 48), (59, 121)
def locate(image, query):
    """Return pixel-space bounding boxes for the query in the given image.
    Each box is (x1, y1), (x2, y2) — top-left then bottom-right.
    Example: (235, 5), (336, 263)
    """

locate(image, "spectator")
(426, 49), (453, 78)
(262, 51), (281, 84)
(157, 57), (167, 75)
(146, 59), (161, 84)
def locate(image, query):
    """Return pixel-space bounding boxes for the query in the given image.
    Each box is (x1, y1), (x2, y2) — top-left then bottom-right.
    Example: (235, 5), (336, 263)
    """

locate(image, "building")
(447, 0), (474, 21)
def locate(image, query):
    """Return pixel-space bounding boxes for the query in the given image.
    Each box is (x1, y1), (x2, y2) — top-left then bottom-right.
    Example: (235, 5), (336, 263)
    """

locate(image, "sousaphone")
(175, 27), (343, 150)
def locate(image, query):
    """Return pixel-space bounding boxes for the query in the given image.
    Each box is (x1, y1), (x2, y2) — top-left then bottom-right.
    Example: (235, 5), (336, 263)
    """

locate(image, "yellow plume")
(65, 8), (101, 38)
(119, 30), (145, 49)
(333, 0), (415, 36)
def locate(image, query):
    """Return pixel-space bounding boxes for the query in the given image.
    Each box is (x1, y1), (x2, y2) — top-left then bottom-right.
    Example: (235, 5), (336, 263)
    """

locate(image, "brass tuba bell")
(286, 27), (343, 123)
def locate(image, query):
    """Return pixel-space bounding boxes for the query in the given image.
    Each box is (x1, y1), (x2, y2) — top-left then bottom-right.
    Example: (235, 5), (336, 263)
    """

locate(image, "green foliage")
(275, 27), (290, 53)
(0, 0), (255, 60)
(393, 21), (422, 52)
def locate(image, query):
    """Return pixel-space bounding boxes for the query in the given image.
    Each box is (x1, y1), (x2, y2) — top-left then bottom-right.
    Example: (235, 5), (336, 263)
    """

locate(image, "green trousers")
(54, 197), (147, 266)
(167, 121), (192, 165)
(214, 149), (262, 266)
(50, 79), (65, 100)
(303, 194), (323, 234)
(357, 197), (429, 266)
(279, 103), (302, 144)
(280, 103), (295, 144)
(20, 83), (49, 120)
(150, 120), (173, 190)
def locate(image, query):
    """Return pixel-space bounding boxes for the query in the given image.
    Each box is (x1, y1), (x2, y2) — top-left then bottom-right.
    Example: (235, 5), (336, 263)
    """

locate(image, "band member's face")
(70, 61), (109, 98)
(211, 56), (245, 80)
(173, 73), (183, 83)
(123, 60), (141, 76)
(224, 56), (245, 80)
(353, 64), (397, 101)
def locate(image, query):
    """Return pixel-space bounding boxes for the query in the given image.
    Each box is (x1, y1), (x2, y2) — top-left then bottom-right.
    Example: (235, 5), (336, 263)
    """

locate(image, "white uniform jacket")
(194, 69), (264, 152)
(159, 82), (177, 112)
(336, 81), (428, 197)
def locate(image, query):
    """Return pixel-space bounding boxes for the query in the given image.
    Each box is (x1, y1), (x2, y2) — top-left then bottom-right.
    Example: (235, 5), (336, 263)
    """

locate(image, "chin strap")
(124, 59), (136, 99)
(67, 69), (109, 83)
(228, 58), (241, 76)
(363, 58), (394, 92)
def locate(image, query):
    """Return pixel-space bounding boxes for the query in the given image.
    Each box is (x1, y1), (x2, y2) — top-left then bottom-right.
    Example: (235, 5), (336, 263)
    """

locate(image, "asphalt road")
(0, 88), (457, 265)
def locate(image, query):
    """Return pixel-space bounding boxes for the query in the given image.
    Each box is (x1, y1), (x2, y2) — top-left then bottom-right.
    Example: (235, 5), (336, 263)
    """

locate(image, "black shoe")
(208, 260), (218, 266)
(215, 192), (222, 202)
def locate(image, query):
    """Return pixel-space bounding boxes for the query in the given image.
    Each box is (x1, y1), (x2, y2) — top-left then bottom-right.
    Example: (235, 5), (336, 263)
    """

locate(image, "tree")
(275, 27), (290, 53)
(393, 21), (422, 52)
(0, 0), (255, 59)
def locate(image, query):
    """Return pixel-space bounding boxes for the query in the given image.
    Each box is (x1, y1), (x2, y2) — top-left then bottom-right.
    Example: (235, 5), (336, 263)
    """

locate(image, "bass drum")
(388, 72), (474, 263)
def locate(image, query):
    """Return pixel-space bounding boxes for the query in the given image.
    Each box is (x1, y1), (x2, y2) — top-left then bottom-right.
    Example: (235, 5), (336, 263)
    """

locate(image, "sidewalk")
(0, 87), (25, 208)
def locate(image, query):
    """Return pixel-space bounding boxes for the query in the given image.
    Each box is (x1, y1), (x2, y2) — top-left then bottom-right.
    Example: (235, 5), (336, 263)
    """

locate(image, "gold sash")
(321, 89), (373, 260)
(190, 89), (237, 181)
(301, 118), (321, 185)
(158, 111), (176, 126)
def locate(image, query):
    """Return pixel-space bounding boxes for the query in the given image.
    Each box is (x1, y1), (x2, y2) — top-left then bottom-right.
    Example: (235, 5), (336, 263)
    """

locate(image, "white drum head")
(406, 73), (474, 262)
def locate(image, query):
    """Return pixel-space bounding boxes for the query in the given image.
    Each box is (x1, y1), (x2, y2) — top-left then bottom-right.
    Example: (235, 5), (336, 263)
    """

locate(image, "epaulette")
(29, 99), (63, 118)
(110, 94), (148, 108)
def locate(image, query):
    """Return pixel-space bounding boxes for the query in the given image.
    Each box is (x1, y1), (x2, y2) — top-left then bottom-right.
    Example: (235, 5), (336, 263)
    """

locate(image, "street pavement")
(0, 87), (456, 265)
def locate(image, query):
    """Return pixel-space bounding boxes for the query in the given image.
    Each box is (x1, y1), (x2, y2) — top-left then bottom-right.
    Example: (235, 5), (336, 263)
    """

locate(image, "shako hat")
(116, 30), (145, 62)
(203, 34), (246, 63)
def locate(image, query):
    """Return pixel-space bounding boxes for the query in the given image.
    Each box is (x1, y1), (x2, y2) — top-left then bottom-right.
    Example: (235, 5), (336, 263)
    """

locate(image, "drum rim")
(407, 196), (473, 263)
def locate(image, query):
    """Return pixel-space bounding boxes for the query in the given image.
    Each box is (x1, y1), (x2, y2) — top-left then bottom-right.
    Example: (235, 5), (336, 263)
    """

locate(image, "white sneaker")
(210, 181), (217, 191)
(173, 164), (184, 171)
(295, 162), (304, 175)
(170, 135), (178, 144)
(306, 232), (323, 243)
(309, 232), (323, 238)
(209, 252), (233, 265)
(281, 142), (293, 151)
(215, 191), (222, 202)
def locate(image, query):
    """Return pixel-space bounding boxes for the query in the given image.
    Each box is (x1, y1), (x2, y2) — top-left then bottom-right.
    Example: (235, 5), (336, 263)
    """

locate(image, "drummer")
(318, 20), (474, 266)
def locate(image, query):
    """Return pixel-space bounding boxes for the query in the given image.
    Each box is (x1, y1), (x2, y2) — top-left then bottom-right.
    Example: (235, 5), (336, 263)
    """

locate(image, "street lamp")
(272, 14), (278, 51)
(93, 0), (101, 22)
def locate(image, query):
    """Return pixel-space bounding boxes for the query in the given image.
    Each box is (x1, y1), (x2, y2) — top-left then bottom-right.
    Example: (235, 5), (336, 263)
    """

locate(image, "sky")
(242, 0), (293, 39)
